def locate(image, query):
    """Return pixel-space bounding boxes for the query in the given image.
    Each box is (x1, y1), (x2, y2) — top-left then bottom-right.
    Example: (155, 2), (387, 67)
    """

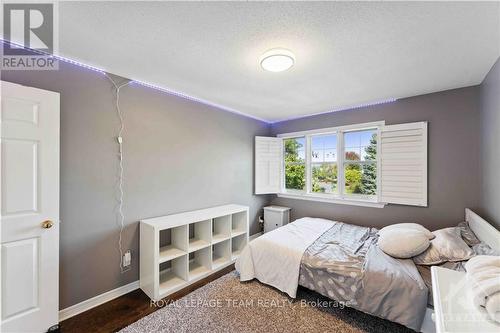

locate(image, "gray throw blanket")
(299, 221), (428, 331)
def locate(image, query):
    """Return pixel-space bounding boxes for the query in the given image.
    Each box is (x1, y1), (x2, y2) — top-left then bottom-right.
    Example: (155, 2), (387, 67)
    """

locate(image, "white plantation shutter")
(379, 122), (428, 206)
(255, 136), (282, 194)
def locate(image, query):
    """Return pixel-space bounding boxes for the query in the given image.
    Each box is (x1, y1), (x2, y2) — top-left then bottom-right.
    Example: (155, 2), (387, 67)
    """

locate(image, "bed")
(235, 208), (499, 332)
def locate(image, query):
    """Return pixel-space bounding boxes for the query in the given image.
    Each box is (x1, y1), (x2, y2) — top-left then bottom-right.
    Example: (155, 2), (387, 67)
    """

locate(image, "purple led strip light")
(129, 80), (269, 123)
(0, 38), (268, 122)
(272, 98), (398, 124)
(0, 38), (397, 124)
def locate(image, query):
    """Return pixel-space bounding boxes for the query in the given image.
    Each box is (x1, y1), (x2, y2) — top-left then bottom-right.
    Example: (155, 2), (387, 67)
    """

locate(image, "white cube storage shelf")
(140, 204), (249, 300)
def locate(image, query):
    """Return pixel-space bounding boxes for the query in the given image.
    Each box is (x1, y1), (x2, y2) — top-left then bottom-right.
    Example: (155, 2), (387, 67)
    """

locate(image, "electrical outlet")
(123, 250), (131, 267)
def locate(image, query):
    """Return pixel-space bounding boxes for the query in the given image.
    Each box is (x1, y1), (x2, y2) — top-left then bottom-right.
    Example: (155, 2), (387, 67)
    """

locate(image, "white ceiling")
(57, 1), (499, 122)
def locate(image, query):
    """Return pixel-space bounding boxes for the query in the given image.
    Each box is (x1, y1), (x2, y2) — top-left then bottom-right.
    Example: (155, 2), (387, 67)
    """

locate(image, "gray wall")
(479, 57), (500, 228)
(271, 87), (482, 231)
(1, 64), (272, 309)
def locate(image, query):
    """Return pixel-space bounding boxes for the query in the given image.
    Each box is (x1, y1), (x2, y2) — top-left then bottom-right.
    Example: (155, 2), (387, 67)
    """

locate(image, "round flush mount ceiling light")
(260, 48), (295, 72)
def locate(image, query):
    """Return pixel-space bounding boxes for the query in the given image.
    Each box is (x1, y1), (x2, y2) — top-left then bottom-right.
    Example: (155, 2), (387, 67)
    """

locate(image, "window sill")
(277, 193), (386, 208)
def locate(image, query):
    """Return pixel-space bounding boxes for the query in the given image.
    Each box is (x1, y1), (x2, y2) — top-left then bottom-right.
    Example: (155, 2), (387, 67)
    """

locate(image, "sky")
(288, 129), (376, 163)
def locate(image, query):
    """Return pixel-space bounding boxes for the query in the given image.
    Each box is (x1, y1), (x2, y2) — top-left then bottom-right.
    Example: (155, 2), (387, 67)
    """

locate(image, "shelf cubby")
(158, 255), (188, 296)
(159, 225), (188, 263)
(231, 211), (247, 236)
(212, 215), (231, 244)
(188, 219), (211, 252)
(231, 233), (247, 260)
(140, 204), (249, 300)
(212, 240), (231, 270)
(189, 247), (211, 280)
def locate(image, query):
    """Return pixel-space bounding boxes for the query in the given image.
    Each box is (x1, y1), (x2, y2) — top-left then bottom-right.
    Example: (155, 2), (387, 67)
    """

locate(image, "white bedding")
(235, 217), (334, 297)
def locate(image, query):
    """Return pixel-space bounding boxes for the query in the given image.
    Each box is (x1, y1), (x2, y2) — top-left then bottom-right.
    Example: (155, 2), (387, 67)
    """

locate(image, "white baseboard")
(249, 232), (263, 241)
(59, 235), (260, 322)
(59, 280), (139, 322)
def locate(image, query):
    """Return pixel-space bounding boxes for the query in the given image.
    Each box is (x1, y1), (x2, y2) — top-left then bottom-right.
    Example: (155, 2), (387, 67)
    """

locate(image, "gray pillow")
(457, 221), (481, 246)
(413, 227), (474, 265)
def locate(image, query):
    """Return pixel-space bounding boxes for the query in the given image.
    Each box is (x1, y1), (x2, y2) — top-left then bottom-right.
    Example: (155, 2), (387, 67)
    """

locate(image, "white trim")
(280, 138), (285, 192)
(249, 232), (263, 241)
(276, 121), (385, 138)
(376, 126), (382, 198)
(277, 193), (386, 208)
(305, 136), (312, 193)
(422, 122), (428, 207)
(337, 131), (345, 196)
(58, 280), (140, 322)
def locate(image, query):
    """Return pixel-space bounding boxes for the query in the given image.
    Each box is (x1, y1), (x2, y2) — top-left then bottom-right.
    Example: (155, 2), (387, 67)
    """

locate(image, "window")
(279, 122), (382, 205)
(343, 130), (377, 196)
(284, 137), (305, 192)
(311, 134), (338, 194)
(255, 121), (428, 208)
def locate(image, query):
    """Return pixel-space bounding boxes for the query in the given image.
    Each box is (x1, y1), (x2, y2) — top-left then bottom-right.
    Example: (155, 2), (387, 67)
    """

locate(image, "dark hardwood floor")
(60, 265), (235, 333)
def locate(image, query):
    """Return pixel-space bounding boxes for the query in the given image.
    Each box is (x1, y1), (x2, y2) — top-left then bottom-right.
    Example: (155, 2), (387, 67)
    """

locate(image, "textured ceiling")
(56, 2), (499, 122)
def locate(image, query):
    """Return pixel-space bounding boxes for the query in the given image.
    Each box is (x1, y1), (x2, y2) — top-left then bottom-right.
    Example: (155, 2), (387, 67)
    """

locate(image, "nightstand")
(263, 206), (290, 233)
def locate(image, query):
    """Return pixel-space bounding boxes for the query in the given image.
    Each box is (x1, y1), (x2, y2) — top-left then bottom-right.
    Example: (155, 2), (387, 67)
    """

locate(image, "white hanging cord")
(105, 73), (131, 273)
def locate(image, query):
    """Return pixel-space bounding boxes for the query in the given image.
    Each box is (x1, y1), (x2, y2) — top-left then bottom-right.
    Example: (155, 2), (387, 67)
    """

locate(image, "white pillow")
(378, 229), (430, 259)
(379, 223), (434, 240)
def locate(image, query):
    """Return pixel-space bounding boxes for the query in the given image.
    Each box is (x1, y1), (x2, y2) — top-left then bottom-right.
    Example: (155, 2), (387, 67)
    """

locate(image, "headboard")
(466, 208), (500, 253)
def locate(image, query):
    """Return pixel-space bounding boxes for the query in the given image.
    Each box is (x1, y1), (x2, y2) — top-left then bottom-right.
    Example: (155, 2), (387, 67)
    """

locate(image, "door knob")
(41, 220), (54, 229)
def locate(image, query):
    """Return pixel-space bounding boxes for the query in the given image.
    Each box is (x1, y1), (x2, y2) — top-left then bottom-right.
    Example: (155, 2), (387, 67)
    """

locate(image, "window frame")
(277, 121), (385, 208)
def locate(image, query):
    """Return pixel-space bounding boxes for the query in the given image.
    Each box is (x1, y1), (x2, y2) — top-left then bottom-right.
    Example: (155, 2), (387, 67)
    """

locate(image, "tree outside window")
(344, 131), (377, 195)
(284, 137), (305, 191)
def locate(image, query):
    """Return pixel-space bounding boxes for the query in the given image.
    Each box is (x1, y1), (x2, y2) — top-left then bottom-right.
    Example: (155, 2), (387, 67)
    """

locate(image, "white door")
(1, 81), (60, 333)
